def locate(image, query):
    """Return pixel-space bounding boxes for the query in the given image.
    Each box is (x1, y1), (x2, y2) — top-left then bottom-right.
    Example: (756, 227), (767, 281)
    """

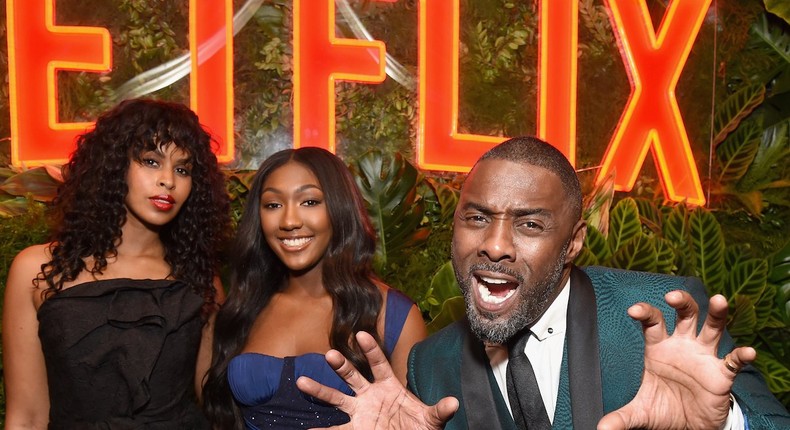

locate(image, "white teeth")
(478, 284), (516, 304)
(480, 276), (508, 284)
(281, 237), (311, 247)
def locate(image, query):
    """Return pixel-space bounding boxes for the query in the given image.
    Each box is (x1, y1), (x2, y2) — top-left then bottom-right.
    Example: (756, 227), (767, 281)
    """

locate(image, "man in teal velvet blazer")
(298, 136), (790, 429)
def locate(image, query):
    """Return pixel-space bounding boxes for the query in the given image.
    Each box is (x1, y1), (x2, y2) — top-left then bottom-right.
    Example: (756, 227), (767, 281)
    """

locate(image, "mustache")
(466, 262), (524, 285)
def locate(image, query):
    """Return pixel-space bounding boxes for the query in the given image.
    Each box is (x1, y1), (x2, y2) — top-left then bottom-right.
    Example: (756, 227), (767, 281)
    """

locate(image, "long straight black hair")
(202, 147), (383, 428)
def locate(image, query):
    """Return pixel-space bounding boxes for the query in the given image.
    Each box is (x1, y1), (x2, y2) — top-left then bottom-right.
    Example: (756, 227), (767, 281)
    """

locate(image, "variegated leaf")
(584, 225), (611, 264)
(655, 237), (676, 274)
(727, 295), (757, 337)
(574, 247), (600, 268)
(689, 207), (726, 293)
(755, 284), (777, 330)
(610, 234), (657, 273)
(713, 83), (766, 145)
(727, 258), (768, 301)
(607, 198), (641, 253)
(716, 119), (762, 183)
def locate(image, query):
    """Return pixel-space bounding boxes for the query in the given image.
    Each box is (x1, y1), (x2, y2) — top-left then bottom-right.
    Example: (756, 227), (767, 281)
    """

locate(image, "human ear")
(564, 219), (587, 264)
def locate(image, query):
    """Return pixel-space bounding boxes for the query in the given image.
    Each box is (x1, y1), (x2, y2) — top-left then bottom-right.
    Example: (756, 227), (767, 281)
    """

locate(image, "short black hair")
(477, 136), (582, 220)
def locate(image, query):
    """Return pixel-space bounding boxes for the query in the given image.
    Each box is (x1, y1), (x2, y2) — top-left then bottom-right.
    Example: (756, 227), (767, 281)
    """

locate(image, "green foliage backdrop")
(0, 0), (789, 424)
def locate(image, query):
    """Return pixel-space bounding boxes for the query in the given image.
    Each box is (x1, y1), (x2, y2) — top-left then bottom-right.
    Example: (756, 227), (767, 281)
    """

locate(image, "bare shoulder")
(7, 243), (52, 286)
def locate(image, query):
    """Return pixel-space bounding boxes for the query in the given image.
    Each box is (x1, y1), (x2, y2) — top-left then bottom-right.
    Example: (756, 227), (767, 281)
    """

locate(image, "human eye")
(175, 166), (192, 177)
(261, 201), (281, 210)
(302, 198), (323, 207)
(462, 212), (489, 226)
(516, 219), (545, 233)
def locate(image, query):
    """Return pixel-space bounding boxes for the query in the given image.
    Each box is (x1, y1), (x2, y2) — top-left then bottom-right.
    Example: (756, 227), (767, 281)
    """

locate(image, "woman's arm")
(388, 303), (428, 386)
(3, 245), (51, 429)
(195, 276), (225, 400)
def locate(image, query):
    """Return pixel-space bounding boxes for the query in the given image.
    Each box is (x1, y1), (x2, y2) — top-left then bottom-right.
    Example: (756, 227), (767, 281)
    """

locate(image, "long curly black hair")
(202, 147), (383, 429)
(38, 98), (231, 307)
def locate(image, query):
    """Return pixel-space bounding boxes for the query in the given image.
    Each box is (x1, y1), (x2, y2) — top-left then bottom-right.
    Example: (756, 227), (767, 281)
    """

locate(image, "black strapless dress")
(37, 278), (210, 429)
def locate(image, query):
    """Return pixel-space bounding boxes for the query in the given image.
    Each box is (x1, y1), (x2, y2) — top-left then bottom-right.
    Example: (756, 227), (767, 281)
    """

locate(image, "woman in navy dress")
(202, 147), (427, 429)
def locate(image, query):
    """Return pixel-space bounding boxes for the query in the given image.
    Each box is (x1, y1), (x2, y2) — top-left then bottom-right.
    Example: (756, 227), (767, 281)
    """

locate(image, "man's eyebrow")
(459, 202), (550, 217)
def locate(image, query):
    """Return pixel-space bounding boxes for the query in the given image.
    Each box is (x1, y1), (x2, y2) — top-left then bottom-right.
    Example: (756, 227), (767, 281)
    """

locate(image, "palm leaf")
(607, 198), (641, 253)
(689, 207), (726, 293)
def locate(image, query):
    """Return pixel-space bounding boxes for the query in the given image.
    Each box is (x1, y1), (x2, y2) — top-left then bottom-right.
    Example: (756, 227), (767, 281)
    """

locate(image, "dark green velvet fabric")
(407, 266), (790, 430)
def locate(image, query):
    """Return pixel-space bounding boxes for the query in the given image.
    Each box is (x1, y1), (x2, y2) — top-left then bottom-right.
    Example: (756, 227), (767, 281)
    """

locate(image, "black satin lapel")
(567, 267), (604, 429)
(461, 318), (505, 430)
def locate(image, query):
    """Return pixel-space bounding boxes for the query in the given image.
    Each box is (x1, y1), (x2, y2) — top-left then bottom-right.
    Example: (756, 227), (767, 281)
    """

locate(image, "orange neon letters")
(417, 0), (505, 172)
(7, 0), (111, 166)
(598, 0), (710, 205)
(190, 0), (235, 163)
(538, 0), (578, 165)
(292, 0), (387, 152)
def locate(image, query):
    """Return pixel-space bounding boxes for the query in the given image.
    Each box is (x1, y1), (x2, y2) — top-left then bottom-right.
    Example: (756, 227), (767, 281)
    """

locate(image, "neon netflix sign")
(6, 0), (710, 205)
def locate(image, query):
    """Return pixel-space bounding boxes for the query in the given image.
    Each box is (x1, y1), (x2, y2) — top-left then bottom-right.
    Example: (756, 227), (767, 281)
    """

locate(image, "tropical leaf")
(426, 296), (467, 334)
(655, 237), (676, 274)
(726, 258), (768, 301)
(662, 203), (689, 247)
(352, 151), (430, 272)
(583, 170), (615, 236)
(423, 178), (459, 225)
(689, 207), (726, 293)
(739, 120), (790, 192)
(728, 295), (757, 337)
(755, 284), (777, 330)
(712, 83), (766, 146)
(752, 12), (790, 65)
(754, 350), (790, 395)
(583, 225), (611, 264)
(0, 197), (36, 217)
(574, 247), (600, 268)
(610, 234), (658, 273)
(0, 167), (60, 202)
(607, 198), (641, 253)
(715, 119), (762, 183)
(425, 261), (462, 319)
(633, 197), (662, 233)
(725, 244), (753, 269)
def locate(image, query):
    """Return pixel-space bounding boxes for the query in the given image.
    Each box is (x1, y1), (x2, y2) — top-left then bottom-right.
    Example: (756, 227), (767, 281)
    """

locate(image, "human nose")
(280, 203), (303, 230)
(158, 170), (175, 190)
(478, 220), (515, 263)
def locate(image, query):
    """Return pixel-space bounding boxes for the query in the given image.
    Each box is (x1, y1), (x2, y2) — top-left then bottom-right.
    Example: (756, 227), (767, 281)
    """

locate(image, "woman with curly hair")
(202, 147), (427, 429)
(3, 98), (231, 429)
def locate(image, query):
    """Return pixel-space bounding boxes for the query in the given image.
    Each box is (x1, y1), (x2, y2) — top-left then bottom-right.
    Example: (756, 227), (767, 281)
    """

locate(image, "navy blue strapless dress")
(227, 290), (414, 429)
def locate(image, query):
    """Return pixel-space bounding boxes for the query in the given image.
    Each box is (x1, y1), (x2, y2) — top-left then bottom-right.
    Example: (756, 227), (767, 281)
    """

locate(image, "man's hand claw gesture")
(597, 291), (755, 430)
(297, 331), (459, 430)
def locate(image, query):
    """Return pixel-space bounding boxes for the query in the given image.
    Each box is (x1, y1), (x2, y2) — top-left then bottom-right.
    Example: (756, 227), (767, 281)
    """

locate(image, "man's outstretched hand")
(598, 291), (754, 430)
(296, 331), (459, 430)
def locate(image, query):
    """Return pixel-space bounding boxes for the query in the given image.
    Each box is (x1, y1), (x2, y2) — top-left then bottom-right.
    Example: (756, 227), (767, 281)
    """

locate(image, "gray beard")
(456, 247), (567, 345)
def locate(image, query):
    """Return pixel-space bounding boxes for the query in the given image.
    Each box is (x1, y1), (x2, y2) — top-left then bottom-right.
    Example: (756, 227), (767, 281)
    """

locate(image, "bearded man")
(298, 136), (790, 430)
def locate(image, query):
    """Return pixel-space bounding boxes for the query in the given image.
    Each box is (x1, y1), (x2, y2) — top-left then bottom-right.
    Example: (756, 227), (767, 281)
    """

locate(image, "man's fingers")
(722, 346), (757, 377)
(324, 347), (373, 394)
(597, 408), (629, 430)
(664, 290), (699, 337)
(698, 294), (729, 346)
(355, 331), (397, 383)
(429, 396), (460, 425)
(627, 302), (668, 345)
(296, 376), (352, 412)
